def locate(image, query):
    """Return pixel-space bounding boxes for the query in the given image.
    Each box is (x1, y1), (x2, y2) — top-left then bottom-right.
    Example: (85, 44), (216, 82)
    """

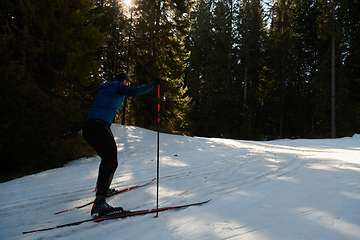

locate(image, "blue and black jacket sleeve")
(117, 83), (154, 96)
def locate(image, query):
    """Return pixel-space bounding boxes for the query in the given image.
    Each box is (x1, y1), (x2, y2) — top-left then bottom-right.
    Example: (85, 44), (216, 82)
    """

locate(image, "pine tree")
(332, 0), (360, 136)
(185, 0), (216, 136)
(0, 0), (103, 173)
(113, 0), (192, 130)
(95, 0), (127, 82)
(236, 0), (266, 138)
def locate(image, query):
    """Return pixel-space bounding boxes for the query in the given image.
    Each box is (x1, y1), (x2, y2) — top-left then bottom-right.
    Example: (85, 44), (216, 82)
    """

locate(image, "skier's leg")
(95, 125), (118, 198)
(82, 120), (118, 198)
(83, 120), (123, 218)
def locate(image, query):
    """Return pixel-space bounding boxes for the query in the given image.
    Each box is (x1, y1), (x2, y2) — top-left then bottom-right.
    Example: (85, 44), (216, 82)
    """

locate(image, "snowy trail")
(1, 125), (359, 240)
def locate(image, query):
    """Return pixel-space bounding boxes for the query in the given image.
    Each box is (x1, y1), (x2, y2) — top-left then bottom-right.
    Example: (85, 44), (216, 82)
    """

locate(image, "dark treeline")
(0, 0), (189, 178)
(1, 0), (104, 177)
(185, 0), (360, 139)
(1, 0), (359, 178)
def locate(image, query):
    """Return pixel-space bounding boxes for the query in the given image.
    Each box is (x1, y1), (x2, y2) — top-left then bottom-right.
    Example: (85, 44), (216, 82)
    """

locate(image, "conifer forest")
(1, 0), (359, 175)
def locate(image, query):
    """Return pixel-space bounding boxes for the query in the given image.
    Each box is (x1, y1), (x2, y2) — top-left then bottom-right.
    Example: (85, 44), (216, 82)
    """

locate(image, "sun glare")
(124, 0), (132, 6)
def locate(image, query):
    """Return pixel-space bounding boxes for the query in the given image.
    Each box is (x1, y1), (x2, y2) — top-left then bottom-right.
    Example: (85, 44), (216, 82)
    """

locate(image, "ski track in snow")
(1, 125), (360, 240)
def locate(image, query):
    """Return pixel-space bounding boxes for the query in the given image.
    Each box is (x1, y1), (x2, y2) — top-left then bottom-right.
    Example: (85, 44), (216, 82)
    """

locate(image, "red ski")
(55, 178), (156, 215)
(23, 199), (211, 234)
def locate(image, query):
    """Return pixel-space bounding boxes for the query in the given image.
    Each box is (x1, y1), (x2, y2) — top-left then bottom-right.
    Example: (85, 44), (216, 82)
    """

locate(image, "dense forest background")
(1, 0), (359, 180)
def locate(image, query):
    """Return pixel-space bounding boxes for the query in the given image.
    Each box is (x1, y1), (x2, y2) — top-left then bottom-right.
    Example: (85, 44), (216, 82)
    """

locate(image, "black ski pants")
(82, 119), (118, 198)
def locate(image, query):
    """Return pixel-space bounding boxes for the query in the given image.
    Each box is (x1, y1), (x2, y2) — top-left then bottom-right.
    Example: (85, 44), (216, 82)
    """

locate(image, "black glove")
(152, 76), (161, 86)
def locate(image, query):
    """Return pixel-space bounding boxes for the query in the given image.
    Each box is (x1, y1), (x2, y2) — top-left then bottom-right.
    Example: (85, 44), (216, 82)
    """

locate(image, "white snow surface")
(1, 124), (360, 240)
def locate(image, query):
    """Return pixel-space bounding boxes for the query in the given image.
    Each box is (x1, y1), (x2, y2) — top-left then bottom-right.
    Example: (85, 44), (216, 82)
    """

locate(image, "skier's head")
(114, 73), (131, 84)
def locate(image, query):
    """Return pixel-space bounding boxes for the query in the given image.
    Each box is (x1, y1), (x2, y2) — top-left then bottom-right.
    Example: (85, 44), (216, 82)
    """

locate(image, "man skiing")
(82, 73), (161, 218)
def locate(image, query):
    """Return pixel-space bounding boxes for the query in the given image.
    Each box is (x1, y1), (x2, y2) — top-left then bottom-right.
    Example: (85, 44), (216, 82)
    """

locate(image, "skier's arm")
(117, 83), (154, 97)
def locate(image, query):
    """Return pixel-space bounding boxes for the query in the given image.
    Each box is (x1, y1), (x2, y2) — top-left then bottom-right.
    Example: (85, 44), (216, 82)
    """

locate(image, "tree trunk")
(331, 0), (336, 138)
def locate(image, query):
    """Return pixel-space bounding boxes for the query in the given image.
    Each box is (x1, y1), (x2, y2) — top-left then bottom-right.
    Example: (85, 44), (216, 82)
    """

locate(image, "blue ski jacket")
(86, 80), (154, 124)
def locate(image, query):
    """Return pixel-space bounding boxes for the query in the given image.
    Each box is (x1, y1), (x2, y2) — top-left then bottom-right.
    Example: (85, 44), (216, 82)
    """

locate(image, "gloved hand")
(152, 76), (161, 86)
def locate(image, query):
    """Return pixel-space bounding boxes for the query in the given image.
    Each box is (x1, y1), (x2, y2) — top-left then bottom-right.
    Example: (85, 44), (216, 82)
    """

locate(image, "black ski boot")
(91, 197), (124, 218)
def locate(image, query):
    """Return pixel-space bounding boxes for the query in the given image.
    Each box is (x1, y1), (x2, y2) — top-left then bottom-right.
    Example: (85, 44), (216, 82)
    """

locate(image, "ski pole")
(155, 81), (160, 218)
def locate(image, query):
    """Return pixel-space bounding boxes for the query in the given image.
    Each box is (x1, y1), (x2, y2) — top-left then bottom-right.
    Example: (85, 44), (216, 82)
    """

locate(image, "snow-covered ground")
(1, 125), (360, 240)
